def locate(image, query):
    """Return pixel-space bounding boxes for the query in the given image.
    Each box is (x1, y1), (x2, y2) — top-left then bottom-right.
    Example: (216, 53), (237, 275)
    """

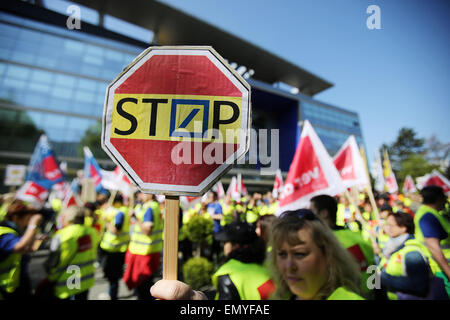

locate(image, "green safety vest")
(334, 229), (375, 296)
(327, 286), (365, 300)
(128, 201), (163, 256)
(221, 204), (235, 226)
(0, 204), (9, 222)
(336, 204), (356, 227)
(414, 204), (450, 266)
(373, 221), (389, 251)
(246, 207), (259, 224)
(212, 258), (275, 300)
(260, 203), (277, 217)
(100, 206), (130, 253)
(0, 227), (21, 295)
(403, 197), (412, 207)
(380, 238), (438, 300)
(50, 198), (62, 214)
(48, 224), (99, 299)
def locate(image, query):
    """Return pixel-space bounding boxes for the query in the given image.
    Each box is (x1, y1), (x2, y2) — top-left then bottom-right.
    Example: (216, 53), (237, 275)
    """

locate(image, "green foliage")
(182, 257), (214, 290)
(381, 127), (447, 187)
(184, 214), (214, 245)
(398, 154), (439, 184)
(385, 127), (425, 172)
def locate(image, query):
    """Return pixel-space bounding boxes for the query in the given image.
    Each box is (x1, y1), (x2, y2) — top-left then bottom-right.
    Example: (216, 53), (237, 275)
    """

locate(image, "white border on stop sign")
(102, 46), (251, 196)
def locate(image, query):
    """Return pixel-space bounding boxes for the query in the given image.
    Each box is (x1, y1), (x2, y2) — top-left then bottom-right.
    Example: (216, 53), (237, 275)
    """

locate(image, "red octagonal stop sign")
(102, 46), (251, 196)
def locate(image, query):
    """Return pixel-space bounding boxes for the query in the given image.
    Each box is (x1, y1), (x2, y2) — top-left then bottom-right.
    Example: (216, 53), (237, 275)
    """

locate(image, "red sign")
(102, 47), (251, 195)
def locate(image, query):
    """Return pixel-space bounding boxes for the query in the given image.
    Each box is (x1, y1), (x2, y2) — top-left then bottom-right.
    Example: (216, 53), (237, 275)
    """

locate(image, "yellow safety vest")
(327, 286), (365, 300)
(337, 203), (356, 227)
(212, 258), (275, 300)
(100, 206), (130, 253)
(221, 204), (235, 226)
(380, 238), (438, 300)
(414, 204), (450, 266)
(50, 198), (62, 214)
(128, 201), (163, 256)
(0, 204), (8, 222)
(334, 229), (375, 296)
(48, 224), (99, 299)
(0, 227), (21, 295)
(245, 207), (259, 224)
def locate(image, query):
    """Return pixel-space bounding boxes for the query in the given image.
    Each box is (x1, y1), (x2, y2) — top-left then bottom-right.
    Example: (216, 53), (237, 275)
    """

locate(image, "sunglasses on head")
(279, 209), (319, 221)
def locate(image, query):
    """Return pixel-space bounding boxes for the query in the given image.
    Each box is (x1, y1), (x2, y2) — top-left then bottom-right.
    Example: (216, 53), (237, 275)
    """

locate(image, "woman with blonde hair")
(270, 209), (364, 300)
(150, 208), (365, 300)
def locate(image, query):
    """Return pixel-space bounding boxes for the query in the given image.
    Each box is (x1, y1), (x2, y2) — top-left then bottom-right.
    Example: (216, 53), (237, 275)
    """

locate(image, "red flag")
(276, 121), (344, 215)
(180, 196), (202, 209)
(333, 135), (369, 189)
(101, 166), (136, 196)
(213, 181), (225, 199)
(237, 173), (248, 196)
(16, 181), (48, 209)
(402, 175), (417, 194)
(226, 176), (241, 202)
(272, 169), (284, 199)
(417, 170), (450, 194)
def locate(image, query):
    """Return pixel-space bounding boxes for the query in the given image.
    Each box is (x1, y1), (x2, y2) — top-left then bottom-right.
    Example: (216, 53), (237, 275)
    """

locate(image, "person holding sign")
(123, 193), (163, 300)
(151, 209), (364, 300)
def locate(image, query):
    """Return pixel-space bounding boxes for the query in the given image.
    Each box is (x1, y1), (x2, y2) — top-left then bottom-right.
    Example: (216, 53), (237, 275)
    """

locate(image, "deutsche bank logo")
(170, 99), (209, 138)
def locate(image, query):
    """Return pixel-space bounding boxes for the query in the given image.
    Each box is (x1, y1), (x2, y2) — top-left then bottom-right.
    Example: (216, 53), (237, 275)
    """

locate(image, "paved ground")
(28, 249), (137, 300)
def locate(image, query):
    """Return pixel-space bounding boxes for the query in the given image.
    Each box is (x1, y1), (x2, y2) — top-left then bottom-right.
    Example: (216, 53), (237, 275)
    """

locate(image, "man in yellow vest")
(99, 193), (129, 300)
(370, 204), (392, 263)
(414, 186), (450, 297)
(0, 200), (43, 300)
(379, 211), (448, 299)
(123, 193), (163, 300)
(212, 221), (275, 300)
(310, 195), (375, 298)
(44, 206), (99, 300)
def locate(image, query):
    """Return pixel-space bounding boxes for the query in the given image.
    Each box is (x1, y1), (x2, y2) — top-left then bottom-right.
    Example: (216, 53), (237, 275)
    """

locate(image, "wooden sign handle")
(163, 195), (180, 280)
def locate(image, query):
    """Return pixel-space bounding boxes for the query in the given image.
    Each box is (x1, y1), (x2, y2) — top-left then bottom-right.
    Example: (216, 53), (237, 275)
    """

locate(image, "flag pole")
(107, 189), (118, 207)
(163, 195), (180, 280)
(360, 146), (380, 222)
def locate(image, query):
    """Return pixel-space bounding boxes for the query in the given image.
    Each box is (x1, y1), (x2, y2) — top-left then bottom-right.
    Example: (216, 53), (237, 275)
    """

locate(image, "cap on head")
(214, 221), (257, 244)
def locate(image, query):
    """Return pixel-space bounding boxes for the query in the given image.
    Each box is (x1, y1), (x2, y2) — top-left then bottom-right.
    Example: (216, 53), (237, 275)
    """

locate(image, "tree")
(385, 128), (425, 173)
(424, 135), (450, 171)
(183, 214), (214, 258)
(397, 154), (439, 185)
(382, 127), (448, 187)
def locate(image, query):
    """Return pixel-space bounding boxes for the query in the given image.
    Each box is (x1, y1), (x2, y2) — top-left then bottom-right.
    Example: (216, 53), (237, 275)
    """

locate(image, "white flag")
(371, 150), (385, 193)
(276, 120), (345, 215)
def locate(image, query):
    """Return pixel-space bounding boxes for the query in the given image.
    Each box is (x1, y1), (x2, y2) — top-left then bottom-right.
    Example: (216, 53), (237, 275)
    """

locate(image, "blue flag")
(26, 135), (65, 190)
(83, 146), (105, 192)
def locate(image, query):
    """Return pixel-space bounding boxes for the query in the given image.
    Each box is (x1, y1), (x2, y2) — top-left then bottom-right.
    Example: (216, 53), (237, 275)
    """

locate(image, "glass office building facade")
(0, 3), (365, 192)
(0, 9), (145, 177)
(299, 99), (364, 156)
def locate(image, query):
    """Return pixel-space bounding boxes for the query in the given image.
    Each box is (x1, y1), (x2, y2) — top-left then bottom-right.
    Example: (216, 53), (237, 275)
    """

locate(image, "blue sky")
(158, 0), (450, 163)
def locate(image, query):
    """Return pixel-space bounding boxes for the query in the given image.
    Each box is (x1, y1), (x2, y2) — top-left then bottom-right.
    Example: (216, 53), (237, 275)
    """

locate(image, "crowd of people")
(0, 183), (449, 301)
